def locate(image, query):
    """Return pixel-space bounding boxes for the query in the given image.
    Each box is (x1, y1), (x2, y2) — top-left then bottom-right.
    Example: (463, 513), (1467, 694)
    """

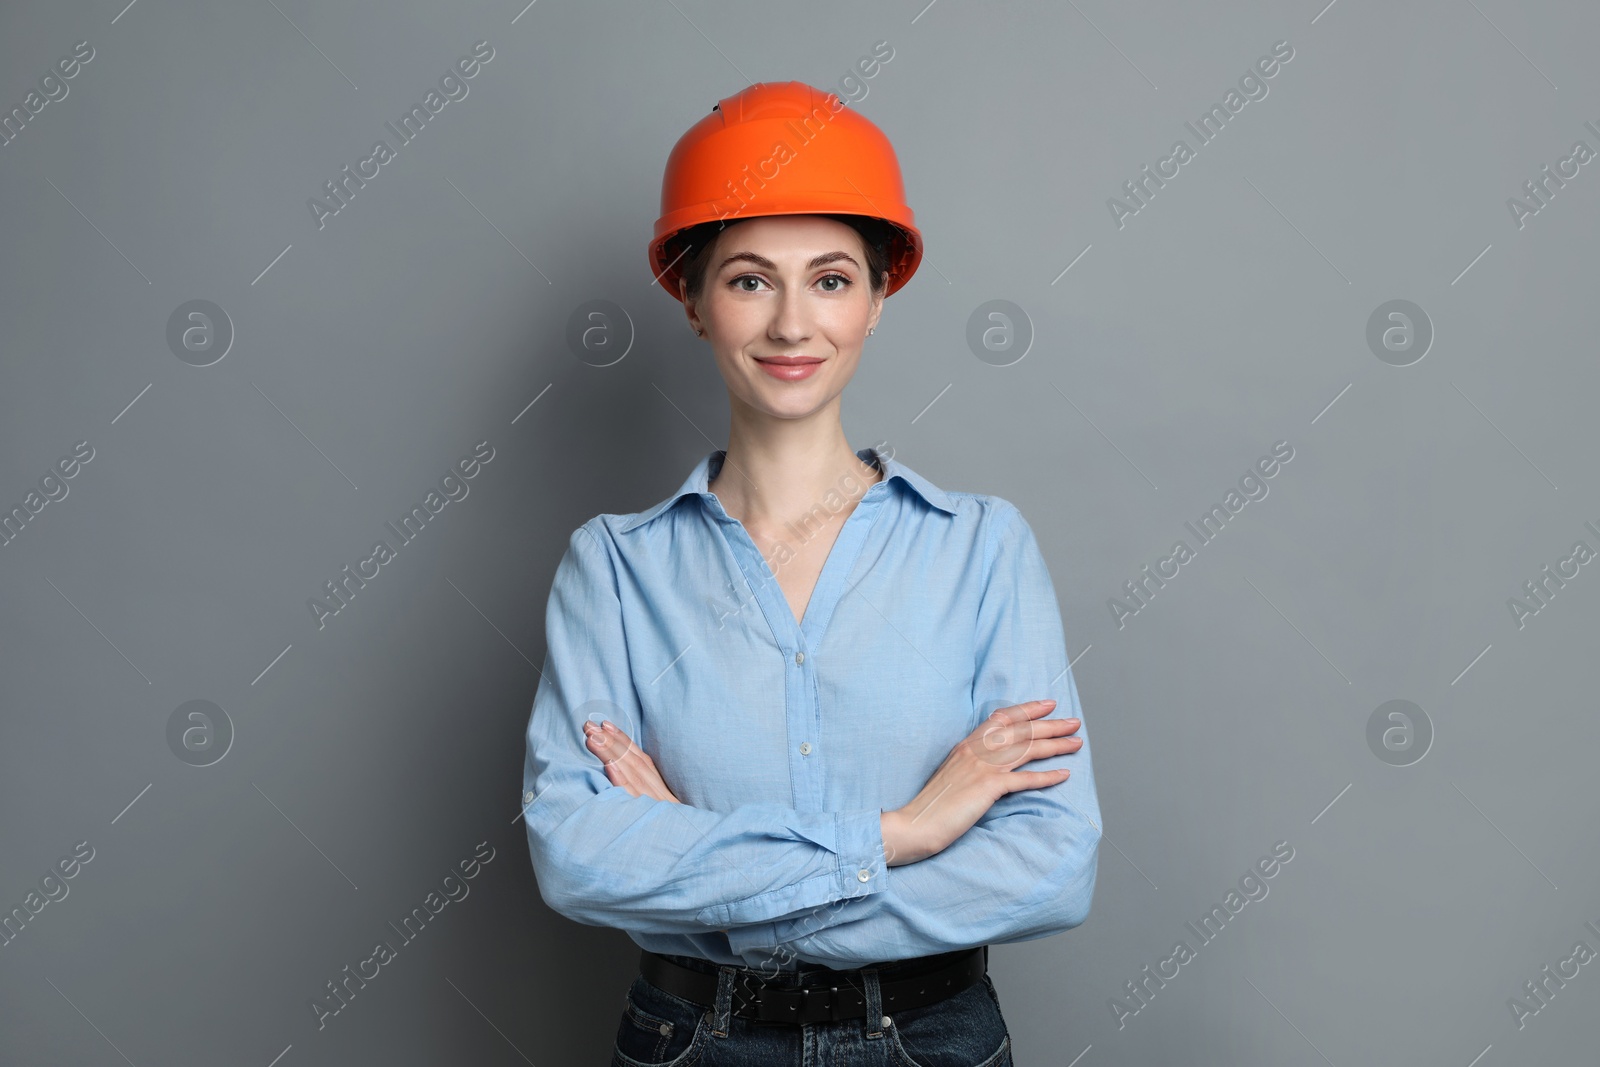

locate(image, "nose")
(766, 285), (813, 347)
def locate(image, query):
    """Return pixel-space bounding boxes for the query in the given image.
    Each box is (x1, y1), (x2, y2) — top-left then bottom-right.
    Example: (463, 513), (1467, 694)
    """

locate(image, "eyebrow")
(716, 250), (861, 273)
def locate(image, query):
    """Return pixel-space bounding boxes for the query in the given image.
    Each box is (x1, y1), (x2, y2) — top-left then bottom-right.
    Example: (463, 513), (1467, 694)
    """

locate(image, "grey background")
(2, 0), (1597, 1064)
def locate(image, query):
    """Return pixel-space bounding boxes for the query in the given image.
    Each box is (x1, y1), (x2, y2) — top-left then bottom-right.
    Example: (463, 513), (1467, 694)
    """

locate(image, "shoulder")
(568, 504), (675, 548)
(549, 515), (624, 584)
(937, 489), (1023, 525)
(926, 491), (1051, 584)
(929, 488), (1029, 544)
(556, 506), (680, 566)
(547, 514), (645, 606)
(559, 513), (628, 559)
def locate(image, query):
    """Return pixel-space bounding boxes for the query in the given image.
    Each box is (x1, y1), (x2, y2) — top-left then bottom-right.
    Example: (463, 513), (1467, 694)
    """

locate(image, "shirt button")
(522, 790), (534, 804)
(795, 651), (805, 665)
(857, 868), (871, 882)
(799, 742), (812, 756)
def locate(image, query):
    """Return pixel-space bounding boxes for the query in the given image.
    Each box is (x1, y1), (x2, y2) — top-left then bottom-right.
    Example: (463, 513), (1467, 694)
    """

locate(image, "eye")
(817, 273), (852, 292)
(729, 274), (767, 292)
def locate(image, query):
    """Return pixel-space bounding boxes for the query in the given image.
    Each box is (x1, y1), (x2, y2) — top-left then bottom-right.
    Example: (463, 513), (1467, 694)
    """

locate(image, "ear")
(679, 277), (702, 336)
(865, 273), (889, 333)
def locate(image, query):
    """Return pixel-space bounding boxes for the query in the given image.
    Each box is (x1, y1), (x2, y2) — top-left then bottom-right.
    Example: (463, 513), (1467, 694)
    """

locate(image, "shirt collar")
(617, 446), (958, 533)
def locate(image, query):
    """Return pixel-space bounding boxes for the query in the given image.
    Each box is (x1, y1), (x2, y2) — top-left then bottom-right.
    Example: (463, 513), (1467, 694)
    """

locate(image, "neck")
(709, 394), (881, 528)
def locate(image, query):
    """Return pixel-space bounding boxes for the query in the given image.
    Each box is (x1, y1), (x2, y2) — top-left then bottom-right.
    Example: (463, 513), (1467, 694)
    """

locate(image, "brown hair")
(669, 214), (895, 309)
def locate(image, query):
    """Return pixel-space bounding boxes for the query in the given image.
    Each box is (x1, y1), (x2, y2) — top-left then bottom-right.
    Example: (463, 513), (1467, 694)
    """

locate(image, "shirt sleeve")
(729, 501), (1102, 969)
(522, 521), (889, 936)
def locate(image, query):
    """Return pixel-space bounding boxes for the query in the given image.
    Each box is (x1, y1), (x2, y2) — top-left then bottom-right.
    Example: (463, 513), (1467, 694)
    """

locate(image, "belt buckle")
(753, 983), (846, 1024)
(754, 985), (804, 1023)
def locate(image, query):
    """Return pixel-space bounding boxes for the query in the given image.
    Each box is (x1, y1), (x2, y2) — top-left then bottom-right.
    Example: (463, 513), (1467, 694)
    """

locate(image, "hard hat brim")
(650, 207), (922, 304)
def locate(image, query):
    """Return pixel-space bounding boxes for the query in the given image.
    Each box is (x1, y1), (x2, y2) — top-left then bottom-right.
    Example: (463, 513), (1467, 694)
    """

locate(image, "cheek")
(815, 302), (870, 342)
(703, 293), (761, 339)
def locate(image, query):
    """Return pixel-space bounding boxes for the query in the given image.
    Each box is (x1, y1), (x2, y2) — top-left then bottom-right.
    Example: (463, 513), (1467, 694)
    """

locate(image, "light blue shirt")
(521, 446), (1101, 971)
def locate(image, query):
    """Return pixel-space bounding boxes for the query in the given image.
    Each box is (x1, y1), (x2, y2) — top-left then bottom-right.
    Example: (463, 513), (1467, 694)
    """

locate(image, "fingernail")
(1067, 718), (1080, 725)
(594, 734), (607, 747)
(602, 720), (617, 731)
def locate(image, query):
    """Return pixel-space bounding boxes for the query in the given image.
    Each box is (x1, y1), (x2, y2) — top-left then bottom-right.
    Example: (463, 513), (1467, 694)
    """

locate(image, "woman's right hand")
(880, 699), (1081, 866)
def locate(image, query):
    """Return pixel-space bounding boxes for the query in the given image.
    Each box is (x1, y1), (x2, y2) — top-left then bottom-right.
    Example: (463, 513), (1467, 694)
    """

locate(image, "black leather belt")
(639, 946), (987, 1025)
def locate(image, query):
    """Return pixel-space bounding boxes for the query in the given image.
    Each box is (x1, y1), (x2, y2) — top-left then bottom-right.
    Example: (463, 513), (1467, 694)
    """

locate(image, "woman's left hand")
(583, 720), (681, 803)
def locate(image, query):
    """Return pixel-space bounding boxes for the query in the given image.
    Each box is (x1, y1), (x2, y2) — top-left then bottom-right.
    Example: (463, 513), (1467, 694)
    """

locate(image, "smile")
(753, 357), (823, 382)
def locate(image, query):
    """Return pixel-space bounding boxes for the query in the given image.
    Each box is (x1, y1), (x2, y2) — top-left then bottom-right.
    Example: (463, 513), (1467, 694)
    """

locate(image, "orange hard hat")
(649, 81), (922, 304)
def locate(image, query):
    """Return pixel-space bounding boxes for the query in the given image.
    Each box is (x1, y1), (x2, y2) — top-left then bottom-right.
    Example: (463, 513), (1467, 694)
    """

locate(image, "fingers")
(1015, 731), (1084, 760)
(979, 706), (1082, 747)
(972, 710), (1085, 771)
(990, 701), (1082, 732)
(1003, 767), (1072, 793)
(990, 699), (1057, 724)
(1050, 734), (1085, 757)
(584, 720), (680, 803)
(584, 721), (644, 801)
(1007, 732), (1084, 779)
(583, 720), (634, 764)
(584, 719), (631, 747)
(979, 700), (1052, 748)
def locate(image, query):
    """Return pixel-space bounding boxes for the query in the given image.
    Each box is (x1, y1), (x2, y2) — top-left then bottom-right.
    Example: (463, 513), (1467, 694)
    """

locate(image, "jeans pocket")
(980, 974), (1009, 1022)
(611, 974), (710, 1067)
(886, 977), (1011, 1067)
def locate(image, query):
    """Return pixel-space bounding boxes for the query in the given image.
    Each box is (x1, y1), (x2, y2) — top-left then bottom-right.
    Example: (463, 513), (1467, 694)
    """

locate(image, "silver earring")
(867, 327), (875, 336)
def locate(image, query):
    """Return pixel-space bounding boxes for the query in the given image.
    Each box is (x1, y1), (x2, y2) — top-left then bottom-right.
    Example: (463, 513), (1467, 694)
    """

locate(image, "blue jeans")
(609, 952), (1013, 1066)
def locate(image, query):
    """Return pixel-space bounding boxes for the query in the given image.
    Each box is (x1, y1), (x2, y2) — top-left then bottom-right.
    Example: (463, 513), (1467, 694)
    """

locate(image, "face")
(681, 215), (887, 423)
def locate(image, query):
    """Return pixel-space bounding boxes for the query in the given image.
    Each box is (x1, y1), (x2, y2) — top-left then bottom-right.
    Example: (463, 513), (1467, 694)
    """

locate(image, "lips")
(753, 356), (823, 382)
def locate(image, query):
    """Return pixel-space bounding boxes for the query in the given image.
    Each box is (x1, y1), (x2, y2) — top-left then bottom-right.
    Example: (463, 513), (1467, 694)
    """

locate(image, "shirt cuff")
(691, 810), (888, 930)
(834, 808), (887, 899)
(722, 810), (888, 961)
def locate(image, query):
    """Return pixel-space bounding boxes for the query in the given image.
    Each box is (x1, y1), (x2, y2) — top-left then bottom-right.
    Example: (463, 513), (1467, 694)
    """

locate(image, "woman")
(523, 81), (1101, 1067)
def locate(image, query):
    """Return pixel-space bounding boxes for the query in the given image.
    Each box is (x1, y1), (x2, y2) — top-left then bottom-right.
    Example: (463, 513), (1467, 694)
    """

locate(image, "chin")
(744, 387), (831, 420)
(756, 398), (829, 421)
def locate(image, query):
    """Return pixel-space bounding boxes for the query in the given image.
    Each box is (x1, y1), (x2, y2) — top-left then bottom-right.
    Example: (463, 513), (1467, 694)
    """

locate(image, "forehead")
(710, 215), (866, 261)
